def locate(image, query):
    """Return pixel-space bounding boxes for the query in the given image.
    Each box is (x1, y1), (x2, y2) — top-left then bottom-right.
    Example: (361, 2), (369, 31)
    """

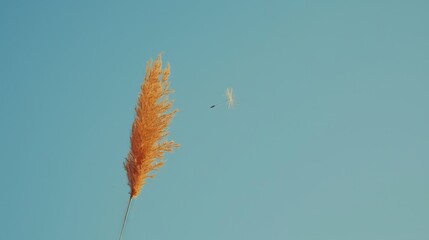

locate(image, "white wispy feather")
(226, 87), (234, 108)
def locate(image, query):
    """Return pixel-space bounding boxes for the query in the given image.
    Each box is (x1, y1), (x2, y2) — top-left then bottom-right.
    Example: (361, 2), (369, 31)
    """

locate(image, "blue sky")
(1, 1), (428, 239)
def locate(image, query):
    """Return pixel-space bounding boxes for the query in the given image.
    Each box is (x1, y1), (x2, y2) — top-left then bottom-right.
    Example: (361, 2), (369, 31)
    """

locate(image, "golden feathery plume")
(119, 55), (179, 240)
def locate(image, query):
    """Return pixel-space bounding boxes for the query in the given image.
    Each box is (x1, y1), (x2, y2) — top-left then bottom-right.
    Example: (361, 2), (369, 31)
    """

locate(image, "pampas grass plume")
(119, 54), (179, 240)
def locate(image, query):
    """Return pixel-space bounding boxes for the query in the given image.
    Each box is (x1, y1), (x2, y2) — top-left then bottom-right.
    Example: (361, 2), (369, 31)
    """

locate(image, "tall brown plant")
(120, 55), (179, 240)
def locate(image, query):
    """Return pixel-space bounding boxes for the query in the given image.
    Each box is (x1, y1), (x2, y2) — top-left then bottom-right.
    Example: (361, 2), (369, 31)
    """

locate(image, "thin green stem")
(210, 99), (228, 109)
(119, 195), (133, 240)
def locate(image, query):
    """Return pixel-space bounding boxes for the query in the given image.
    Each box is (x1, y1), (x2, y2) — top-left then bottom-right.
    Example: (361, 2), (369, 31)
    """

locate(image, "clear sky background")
(1, 1), (428, 239)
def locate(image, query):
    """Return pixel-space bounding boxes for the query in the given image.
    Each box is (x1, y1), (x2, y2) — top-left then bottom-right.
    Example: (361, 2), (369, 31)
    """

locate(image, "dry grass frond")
(124, 54), (179, 198)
